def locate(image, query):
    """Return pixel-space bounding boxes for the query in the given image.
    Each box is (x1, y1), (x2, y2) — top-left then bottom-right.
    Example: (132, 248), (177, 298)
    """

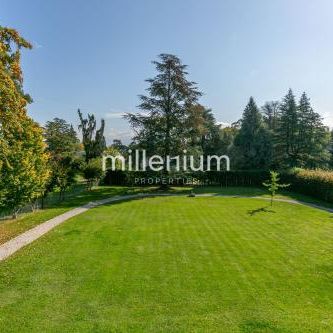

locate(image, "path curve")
(0, 193), (332, 262)
(0, 194), (141, 262)
(198, 194), (333, 213)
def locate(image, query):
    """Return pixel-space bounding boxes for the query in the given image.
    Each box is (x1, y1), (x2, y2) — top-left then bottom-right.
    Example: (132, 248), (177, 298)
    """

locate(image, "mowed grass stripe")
(0, 196), (333, 332)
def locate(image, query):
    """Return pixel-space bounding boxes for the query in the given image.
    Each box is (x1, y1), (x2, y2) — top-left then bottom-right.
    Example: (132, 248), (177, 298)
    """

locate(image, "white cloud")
(105, 127), (134, 144)
(105, 112), (126, 119)
(217, 121), (231, 128)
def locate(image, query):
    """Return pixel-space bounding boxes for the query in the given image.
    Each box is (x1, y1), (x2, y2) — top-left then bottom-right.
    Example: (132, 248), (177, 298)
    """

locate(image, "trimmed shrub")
(281, 169), (333, 203)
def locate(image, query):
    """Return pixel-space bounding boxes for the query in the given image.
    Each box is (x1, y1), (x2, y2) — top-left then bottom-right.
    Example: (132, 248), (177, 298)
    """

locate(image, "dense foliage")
(82, 158), (103, 190)
(44, 118), (82, 200)
(282, 168), (333, 203)
(0, 27), (49, 216)
(1, 32), (332, 215)
(125, 54), (331, 172)
(125, 54), (221, 171)
(233, 97), (272, 169)
(78, 109), (106, 162)
(226, 90), (330, 170)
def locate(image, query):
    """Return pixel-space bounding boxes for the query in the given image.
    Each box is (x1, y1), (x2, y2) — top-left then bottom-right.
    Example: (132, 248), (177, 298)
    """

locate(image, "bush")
(281, 169), (333, 203)
(103, 169), (127, 186)
(82, 159), (104, 190)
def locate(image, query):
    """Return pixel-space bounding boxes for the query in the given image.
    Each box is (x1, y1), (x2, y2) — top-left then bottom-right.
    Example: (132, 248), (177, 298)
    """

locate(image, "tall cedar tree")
(274, 90), (330, 168)
(262, 101), (279, 130)
(297, 92), (330, 168)
(234, 97), (272, 169)
(0, 27), (50, 216)
(275, 89), (299, 167)
(125, 54), (201, 169)
(78, 109), (106, 162)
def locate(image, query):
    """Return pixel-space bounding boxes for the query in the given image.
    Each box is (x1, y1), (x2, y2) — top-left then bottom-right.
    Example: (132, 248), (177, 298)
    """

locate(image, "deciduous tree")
(0, 26), (49, 217)
(44, 118), (82, 201)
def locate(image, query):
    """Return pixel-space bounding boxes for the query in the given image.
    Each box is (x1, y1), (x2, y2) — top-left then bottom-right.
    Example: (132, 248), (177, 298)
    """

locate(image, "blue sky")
(2, 0), (333, 143)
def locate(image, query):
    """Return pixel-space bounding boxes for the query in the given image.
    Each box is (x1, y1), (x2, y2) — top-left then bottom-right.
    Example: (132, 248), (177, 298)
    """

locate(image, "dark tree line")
(43, 54), (332, 185)
(126, 54), (332, 171)
(43, 53), (333, 191)
(231, 89), (330, 170)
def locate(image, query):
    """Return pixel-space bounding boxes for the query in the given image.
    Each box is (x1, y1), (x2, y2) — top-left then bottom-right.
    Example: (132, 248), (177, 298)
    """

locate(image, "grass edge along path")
(0, 186), (167, 246)
(1, 195), (332, 332)
(0, 192), (332, 262)
(1, 185), (332, 247)
(0, 193), (148, 261)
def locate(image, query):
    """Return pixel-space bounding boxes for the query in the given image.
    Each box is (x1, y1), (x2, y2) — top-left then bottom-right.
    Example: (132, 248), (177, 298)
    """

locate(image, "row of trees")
(231, 90), (330, 170)
(125, 54), (332, 171)
(0, 26), (332, 215)
(0, 26), (108, 216)
(44, 110), (106, 201)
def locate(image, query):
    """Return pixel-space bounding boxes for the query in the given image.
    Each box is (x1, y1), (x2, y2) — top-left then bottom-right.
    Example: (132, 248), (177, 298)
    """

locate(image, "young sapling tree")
(263, 171), (290, 206)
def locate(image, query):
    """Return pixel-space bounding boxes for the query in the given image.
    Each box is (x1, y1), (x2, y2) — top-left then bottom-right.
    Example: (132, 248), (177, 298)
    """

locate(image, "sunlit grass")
(1, 185), (331, 246)
(0, 196), (332, 332)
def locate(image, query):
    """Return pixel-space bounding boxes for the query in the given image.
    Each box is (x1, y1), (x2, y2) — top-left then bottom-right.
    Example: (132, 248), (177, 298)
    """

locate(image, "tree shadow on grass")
(247, 206), (276, 216)
(240, 319), (282, 332)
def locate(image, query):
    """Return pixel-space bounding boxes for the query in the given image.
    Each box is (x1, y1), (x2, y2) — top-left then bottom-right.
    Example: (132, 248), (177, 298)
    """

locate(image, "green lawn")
(1, 185), (331, 246)
(0, 186), (127, 245)
(1, 196), (333, 332)
(0, 185), (167, 245)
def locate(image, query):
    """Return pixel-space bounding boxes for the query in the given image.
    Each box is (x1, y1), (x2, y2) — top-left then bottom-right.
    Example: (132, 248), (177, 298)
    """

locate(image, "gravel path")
(0, 195), (139, 262)
(0, 193), (331, 262)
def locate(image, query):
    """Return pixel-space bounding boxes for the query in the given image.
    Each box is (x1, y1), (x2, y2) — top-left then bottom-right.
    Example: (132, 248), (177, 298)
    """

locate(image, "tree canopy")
(0, 26), (49, 216)
(78, 109), (106, 162)
(125, 54), (202, 168)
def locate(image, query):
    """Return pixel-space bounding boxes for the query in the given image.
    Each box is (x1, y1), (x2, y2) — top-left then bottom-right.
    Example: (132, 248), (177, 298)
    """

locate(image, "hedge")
(280, 169), (333, 203)
(103, 169), (333, 204)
